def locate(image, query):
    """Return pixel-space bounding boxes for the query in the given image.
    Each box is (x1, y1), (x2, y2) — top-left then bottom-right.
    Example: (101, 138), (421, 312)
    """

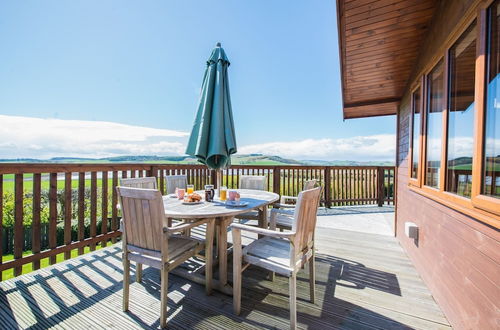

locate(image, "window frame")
(408, 79), (424, 187)
(407, 0), (499, 229)
(471, 0), (500, 216)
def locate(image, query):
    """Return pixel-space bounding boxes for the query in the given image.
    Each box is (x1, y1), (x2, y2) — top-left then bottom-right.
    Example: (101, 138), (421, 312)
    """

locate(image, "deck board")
(0, 209), (451, 329)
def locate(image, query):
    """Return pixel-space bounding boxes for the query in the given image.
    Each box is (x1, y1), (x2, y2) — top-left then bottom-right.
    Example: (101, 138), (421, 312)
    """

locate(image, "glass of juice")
(220, 186), (227, 201)
(187, 184), (194, 194)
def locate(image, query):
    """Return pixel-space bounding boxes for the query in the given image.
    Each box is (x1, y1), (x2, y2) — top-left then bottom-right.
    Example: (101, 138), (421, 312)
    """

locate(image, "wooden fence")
(0, 163), (394, 280)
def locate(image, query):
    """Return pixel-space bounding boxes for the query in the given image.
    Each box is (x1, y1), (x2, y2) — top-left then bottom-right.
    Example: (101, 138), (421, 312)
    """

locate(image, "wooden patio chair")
(272, 181), (321, 231)
(231, 187), (322, 329)
(165, 175), (188, 194)
(275, 179), (317, 209)
(119, 177), (158, 282)
(120, 176), (158, 189)
(117, 186), (214, 328)
(234, 175), (267, 224)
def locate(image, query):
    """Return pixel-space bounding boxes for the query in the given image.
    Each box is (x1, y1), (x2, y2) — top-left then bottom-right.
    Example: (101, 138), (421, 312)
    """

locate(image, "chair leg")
(160, 266), (168, 328)
(122, 257), (130, 312)
(136, 263), (143, 283)
(289, 273), (297, 330)
(233, 228), (242, 315)
(309, 254), (316, 304)
(269, 271), (275, 281)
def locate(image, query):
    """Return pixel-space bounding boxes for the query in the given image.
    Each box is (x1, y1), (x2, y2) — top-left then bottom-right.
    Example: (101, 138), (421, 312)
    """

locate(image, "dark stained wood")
(64, 172), (72, 260)
(337, 0), (437, 119)
(78, 172), (85, 255)
(101, 171), (108, 248)
(111, 170), (118, 243)
(32, 173), (41, 270)
(0, 175), (2, 281)
(49, 173), (57, 265)
(14, 174), (23, 276)
(90, 172), (97, 251)
(0, 231), (121, 272)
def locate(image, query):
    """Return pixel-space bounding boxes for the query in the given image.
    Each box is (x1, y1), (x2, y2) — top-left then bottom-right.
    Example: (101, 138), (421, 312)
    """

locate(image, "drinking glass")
(220, 186), (228, 201)
(187, 184), (194, 194)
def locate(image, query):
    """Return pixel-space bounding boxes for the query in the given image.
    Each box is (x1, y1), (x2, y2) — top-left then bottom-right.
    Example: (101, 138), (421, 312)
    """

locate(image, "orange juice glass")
(220, 186), (227, 201)
(187, 184), (194, 194)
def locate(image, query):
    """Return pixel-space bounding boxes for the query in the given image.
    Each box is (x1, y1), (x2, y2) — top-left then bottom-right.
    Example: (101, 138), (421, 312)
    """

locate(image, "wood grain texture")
(337, 0), (437, 118)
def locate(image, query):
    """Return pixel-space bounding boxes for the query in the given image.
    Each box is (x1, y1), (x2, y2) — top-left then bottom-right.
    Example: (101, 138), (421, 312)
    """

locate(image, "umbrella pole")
(217, 169), (222, 197)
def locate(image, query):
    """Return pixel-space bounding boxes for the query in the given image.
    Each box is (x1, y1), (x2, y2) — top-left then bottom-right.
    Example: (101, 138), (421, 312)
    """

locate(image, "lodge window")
(446, 21), (477, 197)
(408, 0), (499, 227)
(410, 87), (421, 180)
(424, 60), (445, 189)
(484, 0), (499, 199)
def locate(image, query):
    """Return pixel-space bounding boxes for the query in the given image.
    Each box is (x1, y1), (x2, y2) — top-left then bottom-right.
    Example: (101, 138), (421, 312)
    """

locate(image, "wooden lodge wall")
(396, 1), (499, 329)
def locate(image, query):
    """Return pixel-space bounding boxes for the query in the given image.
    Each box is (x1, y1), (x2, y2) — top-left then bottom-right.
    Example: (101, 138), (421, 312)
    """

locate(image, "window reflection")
(425, 60), (445, 188)
(446, 22), (476, 197)
(411, 88), (421, 179)
(484, 0), (500, 198)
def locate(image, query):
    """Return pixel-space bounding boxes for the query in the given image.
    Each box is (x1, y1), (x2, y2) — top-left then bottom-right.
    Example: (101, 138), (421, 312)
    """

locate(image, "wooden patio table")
(163, 189), (279, 295)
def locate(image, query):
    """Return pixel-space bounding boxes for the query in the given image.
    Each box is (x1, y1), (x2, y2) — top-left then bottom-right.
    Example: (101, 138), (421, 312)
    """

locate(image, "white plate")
(225, 201), (249, 207)
(168, 194), (178, 198)
(182, 201), (203, 205)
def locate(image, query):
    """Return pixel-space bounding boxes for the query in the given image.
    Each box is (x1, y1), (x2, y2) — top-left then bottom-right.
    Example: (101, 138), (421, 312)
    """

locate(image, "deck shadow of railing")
(231, 252), (406, 329)
(0, 246), (402, 329)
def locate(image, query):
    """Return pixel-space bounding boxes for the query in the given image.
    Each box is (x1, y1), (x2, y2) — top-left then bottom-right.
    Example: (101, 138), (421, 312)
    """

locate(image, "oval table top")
(163, 189), (279, 219)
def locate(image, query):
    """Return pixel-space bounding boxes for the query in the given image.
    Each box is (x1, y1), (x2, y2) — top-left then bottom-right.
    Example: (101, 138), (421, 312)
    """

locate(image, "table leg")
(258, 206), (268, 239)
(218, 216), (233, 287)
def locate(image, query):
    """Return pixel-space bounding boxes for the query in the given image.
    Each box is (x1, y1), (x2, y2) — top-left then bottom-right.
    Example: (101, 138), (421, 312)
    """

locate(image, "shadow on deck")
(0, 209), (450, 329)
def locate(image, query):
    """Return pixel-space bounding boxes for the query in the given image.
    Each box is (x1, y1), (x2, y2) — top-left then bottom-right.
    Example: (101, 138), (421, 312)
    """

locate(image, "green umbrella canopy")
(186, 43), (237, 170)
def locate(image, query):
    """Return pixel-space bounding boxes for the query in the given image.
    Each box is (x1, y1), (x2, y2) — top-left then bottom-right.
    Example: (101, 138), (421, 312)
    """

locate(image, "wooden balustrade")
(0, 163), (394, 280)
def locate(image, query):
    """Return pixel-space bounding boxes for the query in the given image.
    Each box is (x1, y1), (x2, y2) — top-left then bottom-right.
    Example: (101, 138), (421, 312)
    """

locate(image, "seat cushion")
(127, 235), (202, 269)
(243, 236), (293, 275)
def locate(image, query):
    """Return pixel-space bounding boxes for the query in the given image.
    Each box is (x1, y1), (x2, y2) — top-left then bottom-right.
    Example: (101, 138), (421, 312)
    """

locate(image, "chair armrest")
(280, 195), (297, 204)
(230, 223), (294, 239)
(273, 203), (296, 209)
(164, 218), (213, 234)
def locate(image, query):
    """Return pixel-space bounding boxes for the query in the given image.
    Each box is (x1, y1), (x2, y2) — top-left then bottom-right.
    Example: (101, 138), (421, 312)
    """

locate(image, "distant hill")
(0, 154), (394, 166)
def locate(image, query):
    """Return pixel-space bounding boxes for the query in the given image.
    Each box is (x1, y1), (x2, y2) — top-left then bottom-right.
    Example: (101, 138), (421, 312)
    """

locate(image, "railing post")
(272, 166), (281, 195)
(324, 167), (332, 208)
(377, 167), (385, 207)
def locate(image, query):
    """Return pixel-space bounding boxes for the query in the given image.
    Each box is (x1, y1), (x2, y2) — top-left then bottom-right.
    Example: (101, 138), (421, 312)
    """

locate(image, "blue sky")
(0, 0), (396, 161)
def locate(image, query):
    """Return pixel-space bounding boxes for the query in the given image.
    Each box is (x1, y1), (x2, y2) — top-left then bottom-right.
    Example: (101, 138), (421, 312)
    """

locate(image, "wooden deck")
(0, 208), (450, 329)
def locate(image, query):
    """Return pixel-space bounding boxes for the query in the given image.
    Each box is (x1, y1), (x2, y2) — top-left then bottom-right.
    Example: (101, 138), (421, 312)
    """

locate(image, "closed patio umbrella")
(186, 42), (237, 191)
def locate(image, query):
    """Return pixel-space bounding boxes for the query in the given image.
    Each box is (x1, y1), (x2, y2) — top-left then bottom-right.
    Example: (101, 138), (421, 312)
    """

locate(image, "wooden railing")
(0, 163), (394, 280)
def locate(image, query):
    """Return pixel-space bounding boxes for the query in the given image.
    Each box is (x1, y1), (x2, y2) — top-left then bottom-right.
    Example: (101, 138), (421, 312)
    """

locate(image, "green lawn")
(1, 245), (103, 281)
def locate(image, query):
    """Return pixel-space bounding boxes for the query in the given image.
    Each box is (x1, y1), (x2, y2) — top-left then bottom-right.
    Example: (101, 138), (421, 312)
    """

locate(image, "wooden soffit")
(337, 0), (438, 119)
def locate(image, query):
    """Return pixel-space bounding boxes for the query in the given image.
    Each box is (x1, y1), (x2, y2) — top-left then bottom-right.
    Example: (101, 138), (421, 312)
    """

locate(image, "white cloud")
(0, 115), (189, 159)
(239, 134), (396, 161)
(0, 115), (399, 162)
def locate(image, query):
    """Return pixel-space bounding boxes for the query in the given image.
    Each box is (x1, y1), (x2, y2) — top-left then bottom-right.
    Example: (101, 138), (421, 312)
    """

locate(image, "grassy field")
(1, 245), (103, 280)
(1, 177), (113, 193)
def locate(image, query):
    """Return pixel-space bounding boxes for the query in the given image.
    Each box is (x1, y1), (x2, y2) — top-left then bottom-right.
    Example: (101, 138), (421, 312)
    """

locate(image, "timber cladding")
(398, 99), (499, 330)
(396, 1), (499, 329)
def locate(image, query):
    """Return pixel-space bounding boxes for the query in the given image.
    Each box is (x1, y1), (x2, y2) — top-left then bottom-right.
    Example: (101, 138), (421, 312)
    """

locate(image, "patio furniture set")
(117, 175), (320, 329)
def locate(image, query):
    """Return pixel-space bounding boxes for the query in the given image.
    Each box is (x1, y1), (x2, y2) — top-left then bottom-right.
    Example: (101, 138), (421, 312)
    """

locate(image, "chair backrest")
(239, 175), (266, 190)
(303, 179), (317, 191)
(120, 177), (157, 189)
(117, 186), (166, 252)
(291, 187), (322, 254)
(165, 175), (188, 194)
